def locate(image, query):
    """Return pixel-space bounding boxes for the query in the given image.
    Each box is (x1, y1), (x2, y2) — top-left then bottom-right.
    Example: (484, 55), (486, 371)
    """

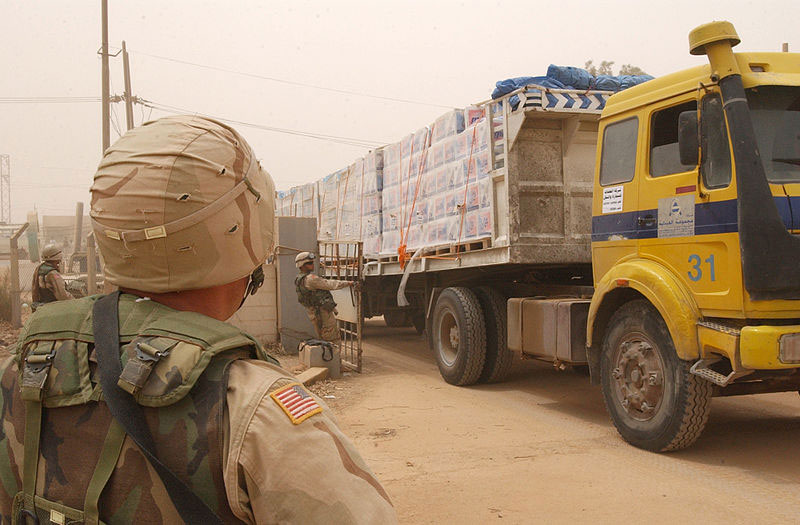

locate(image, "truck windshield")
(747, 85), (800, 184)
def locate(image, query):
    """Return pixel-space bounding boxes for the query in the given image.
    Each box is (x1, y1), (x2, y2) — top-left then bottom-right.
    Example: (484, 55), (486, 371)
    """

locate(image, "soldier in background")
(0, 116), (396, 524)
(30, 243), (71, 307)
(295, 251), (354, 342)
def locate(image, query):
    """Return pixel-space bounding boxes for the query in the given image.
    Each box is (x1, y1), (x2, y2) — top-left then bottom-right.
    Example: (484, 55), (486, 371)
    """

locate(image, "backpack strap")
(92, 291), (223, 525)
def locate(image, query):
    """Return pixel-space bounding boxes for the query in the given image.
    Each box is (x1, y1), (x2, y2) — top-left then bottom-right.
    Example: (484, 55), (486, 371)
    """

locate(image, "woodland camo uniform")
(0, 116), (396, 524)
(31, 243), (71, 305)
(294, 251), (353, 342)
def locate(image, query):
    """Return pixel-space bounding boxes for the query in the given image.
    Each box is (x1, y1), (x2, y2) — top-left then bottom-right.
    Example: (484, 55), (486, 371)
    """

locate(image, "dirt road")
(328, 320), (800, 524)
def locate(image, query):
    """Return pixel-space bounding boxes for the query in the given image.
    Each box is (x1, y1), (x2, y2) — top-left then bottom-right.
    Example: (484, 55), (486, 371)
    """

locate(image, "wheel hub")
(437, 310), (460, 366)
(612, 339), (664, 421)
(449, 326), (459, 349)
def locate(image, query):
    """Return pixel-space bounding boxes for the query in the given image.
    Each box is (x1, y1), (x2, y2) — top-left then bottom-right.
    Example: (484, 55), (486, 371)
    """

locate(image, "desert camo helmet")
(90, 115), (275, 292)
(295, 251), (316, 269)
(41, 243), (63, 261)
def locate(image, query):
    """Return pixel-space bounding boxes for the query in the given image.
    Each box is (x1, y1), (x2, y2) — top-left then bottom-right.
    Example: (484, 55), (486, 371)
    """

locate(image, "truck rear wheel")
(600, 300), (713, 452)
(432, 287), (487, 385)
(474, 286), (513, 383)
(384, 310), (410, 327)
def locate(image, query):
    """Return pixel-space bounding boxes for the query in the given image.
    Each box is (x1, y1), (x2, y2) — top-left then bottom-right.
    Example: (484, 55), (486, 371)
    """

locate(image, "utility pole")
(0, 154), (9, 225)
(101, 0), (110, 152)
(122, 40), (134, 130)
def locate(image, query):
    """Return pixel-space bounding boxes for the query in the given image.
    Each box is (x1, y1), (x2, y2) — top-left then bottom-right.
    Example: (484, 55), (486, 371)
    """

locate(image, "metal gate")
(317, 241), (363, 372)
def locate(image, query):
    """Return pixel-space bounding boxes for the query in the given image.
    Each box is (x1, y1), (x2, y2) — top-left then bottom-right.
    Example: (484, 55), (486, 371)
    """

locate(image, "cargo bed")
(363, 84), (612, 278)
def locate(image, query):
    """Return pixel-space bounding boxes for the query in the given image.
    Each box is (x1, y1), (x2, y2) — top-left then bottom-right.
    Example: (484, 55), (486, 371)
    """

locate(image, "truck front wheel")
(432, 287), (487, 385)
(600, 300), (713, 452)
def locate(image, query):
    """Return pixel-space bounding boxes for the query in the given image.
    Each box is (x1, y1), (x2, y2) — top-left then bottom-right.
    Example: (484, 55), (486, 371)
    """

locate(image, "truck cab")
(588, 21), (800, 451)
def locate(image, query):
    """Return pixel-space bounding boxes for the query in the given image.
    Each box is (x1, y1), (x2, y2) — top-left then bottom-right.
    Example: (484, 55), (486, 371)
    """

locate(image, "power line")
(0, 97), (100, 104)
(129, 49), (454, 109)
(139, 98), (388, 149)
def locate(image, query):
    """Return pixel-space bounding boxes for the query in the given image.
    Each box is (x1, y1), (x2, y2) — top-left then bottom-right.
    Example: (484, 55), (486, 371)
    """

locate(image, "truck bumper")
(740, 325), (800, 369)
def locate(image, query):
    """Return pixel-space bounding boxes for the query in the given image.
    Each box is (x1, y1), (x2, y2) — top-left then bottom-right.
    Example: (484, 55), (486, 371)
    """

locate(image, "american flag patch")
(270, 383), (323, 424)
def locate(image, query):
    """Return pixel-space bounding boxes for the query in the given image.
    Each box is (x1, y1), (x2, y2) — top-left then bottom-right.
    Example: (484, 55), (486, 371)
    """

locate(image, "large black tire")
(600, 300), (713, 452)
(474, 286), (513, 383)
(431, 287), (487, 385)
(384, 309), (411, 327)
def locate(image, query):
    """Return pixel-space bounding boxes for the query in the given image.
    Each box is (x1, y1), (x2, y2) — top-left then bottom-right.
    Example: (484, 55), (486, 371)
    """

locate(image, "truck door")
(591, 116), (641, 284)
(637, 93), (740, 315)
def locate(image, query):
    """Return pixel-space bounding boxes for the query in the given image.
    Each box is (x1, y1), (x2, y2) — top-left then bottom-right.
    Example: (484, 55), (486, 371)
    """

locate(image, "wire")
(129, 49), (454, 109)
(139, 98), (388, 148)
(0, 97), (100, 104)
(109, 78), (124, 137)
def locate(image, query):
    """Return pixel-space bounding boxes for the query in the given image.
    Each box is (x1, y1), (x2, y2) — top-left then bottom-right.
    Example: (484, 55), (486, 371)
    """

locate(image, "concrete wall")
(276, 217), (318, 354)
(228, 264), (278, 344)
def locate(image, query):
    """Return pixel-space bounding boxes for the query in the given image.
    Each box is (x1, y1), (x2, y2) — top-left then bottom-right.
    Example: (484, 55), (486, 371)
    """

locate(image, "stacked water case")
(360, 150), (383, 256)
(317, 169), (343, 240)
(275, 106), (499, 259)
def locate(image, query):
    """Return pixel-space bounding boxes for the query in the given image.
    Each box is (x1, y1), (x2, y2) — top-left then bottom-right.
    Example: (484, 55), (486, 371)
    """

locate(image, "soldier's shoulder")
(228, 359), (296, 392)
(20, 296), (97, 342)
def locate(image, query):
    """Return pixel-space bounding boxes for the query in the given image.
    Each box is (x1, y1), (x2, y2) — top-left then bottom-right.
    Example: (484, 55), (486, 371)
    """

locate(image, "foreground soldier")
(30, 243), (71, 307)
(295, 251), (353, 342)
(0, 116), (396, 524)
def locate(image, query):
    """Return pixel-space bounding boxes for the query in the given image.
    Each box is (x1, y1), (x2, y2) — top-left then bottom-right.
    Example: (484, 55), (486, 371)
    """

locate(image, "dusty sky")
(1, 0), (797, 222)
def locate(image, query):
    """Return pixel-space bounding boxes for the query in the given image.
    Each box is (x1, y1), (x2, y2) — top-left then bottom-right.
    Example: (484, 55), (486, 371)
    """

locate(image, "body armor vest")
(32, 263), (58, 304)
(2, 294), (276, 524)
(295, 273), (337, 311)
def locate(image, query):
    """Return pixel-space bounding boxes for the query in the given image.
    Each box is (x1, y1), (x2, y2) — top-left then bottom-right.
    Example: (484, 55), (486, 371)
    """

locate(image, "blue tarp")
(491, 75), (566, 99)
(546, 65), (594, 90)
(491, 76), (567, 111)
(492, 65), (654, 109)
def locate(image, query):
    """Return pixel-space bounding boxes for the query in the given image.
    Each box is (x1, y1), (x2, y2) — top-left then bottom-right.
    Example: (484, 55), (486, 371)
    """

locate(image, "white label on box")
(602, 185), (624, 214)
(658, 194), (695, 238)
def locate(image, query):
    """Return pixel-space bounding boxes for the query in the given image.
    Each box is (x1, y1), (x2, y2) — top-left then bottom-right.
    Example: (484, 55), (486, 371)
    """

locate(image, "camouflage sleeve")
(304, 274), (351, 291)
(45, 272), (72, 301)
(224, 360), (396, 524)
(0, 356), (23, 522)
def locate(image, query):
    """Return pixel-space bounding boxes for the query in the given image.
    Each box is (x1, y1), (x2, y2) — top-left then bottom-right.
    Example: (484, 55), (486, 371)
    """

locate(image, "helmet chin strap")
(238, 265), (265, 310)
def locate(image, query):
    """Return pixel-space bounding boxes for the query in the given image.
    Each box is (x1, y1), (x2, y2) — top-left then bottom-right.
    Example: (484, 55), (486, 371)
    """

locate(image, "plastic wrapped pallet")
(317, 170), (342, 240)
(275, 97), (502, 259)
(360, 149), (384, 257)
(275, 191), (286, 216)
(431, 109), (465, 144)
(464, 105), (484, 127)
(300, 182), (318, 218)
(336, 162), (363, 240)
(380, 138), (406, 256)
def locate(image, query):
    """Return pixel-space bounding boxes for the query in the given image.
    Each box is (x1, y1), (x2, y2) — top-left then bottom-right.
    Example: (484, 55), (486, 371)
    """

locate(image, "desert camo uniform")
(0, 116), (396, 524)
(296, 272), (351, 342)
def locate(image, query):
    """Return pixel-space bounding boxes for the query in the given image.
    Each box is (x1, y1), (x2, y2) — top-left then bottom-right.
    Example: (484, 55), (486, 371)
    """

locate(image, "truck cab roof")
(602, 52), (800, 119)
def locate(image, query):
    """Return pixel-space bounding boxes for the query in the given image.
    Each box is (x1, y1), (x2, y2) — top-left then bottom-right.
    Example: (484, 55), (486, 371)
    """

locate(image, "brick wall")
(228, 264), (278, 344)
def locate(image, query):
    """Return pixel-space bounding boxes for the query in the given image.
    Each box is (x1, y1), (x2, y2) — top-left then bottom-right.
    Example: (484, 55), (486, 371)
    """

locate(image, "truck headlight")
(779, 333), (800, 363)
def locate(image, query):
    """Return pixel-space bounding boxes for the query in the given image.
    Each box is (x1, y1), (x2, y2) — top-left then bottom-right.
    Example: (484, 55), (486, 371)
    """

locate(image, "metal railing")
(318, 240), (363, 373)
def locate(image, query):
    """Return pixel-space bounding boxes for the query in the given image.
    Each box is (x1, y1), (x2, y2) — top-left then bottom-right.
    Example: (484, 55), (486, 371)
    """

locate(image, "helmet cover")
(90, 115), (275, 292)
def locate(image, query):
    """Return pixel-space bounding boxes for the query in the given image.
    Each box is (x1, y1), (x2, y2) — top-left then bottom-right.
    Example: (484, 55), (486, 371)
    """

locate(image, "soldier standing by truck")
(31, 243), (71, 308)
(295, 251), (354, 342)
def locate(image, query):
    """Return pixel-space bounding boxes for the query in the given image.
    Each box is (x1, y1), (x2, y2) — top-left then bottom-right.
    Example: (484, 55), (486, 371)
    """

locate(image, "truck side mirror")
(678, 111), (699, 166)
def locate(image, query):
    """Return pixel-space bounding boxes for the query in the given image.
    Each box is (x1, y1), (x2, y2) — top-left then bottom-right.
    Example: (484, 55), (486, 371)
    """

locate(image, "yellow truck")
(584, 21), (800, 450)
(361, 20), (799, 451)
